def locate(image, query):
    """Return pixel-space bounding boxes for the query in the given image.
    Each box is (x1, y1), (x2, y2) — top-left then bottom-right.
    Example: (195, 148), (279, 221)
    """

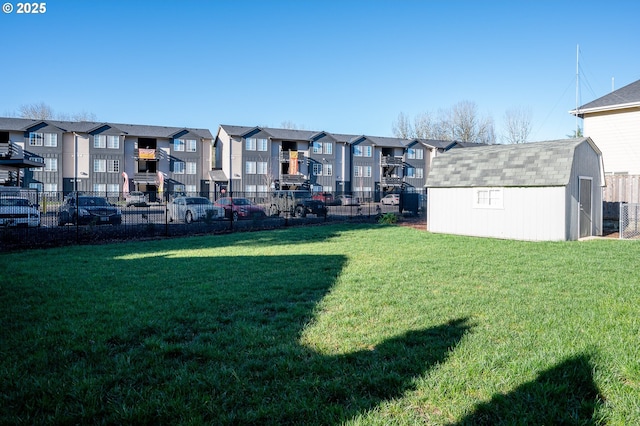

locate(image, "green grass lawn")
(1, 224), (639, 425)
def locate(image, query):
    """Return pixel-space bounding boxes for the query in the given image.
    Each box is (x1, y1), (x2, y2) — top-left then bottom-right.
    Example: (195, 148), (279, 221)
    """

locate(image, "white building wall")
(583, 109), (640, 174)
(428, 186), (567, 241)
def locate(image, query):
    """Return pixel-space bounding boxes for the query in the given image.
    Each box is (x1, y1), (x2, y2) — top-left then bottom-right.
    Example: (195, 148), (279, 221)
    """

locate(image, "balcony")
(381, 156), (403, 166)
(0, 142), (19, 159)
(280, 174), (307, 185)
(279, 151), (306, 163)
(135, 148), (158, 161)
(381, 177), (403, 187)
(133, 172), (159, 184)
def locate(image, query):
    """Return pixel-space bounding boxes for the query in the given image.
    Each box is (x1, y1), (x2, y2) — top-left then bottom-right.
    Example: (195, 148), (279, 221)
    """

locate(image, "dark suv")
(269, 190), (327, 217)
(58, 195), (122, 226)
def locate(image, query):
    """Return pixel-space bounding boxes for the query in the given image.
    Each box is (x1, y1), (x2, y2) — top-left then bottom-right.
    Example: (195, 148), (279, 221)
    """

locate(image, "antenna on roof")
(575, 44), (580, 136)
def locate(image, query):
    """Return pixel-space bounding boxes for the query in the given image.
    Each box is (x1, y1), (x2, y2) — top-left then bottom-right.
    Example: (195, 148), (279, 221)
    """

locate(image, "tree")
(18, 102), (55, 120)
(392, 112), (413, 139)
(567, 126), (583, 138)
(16, 102), (97, 121)
(503, 106), (532, 144)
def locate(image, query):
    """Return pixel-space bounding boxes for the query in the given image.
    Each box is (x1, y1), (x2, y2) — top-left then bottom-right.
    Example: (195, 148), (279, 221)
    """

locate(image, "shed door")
(579, 178), (592, 238)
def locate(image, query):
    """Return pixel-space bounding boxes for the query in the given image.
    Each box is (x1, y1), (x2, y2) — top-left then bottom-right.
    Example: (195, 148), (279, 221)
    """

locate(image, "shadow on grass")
(454, 354), (603, 425)
(1, 248), (471, 425)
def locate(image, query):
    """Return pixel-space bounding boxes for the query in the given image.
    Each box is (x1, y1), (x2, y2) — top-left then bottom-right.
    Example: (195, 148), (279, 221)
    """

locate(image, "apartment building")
(214, 125), (450, 199)
(0, 117), (213, 200)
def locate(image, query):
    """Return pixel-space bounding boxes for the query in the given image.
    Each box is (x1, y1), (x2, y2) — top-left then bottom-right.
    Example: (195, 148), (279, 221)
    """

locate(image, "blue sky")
(1, 0), (639, 141)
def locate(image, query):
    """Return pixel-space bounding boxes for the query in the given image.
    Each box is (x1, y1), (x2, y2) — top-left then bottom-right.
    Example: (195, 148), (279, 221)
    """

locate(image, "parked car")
(167, 196), (224, 223)
(381, 194), (400, 206)
(336, 195), (358, 206)
(312, 192), (336, 206)
(214, 197), (267, 221)
(125, 191), (147, 207)
(58, 195), (122, 226)
(0, 196), (40, 227)
(270, 190), (328, 217)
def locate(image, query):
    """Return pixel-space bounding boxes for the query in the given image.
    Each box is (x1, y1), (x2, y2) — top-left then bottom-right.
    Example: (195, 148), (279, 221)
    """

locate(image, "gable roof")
(426, 138), (600, 188)
(572, 79), (640, 116)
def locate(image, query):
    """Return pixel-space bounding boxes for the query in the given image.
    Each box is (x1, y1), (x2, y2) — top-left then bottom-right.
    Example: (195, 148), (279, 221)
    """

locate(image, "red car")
(214, 197), (267, 221)
(312, 192), (335, 205)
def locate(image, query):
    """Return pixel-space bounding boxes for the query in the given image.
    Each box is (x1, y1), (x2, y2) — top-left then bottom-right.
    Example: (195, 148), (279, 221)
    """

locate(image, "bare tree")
(18, 102), (55, 120)
(392, 112), (414, 139)
(503, 106), (532, 144)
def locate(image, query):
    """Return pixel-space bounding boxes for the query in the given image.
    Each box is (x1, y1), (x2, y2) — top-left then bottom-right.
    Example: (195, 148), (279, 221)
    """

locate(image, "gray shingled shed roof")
(426, 138), (597, 188)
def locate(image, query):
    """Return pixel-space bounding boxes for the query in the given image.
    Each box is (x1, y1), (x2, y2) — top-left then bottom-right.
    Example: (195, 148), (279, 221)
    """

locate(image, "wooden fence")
(604, 175), (640, 203)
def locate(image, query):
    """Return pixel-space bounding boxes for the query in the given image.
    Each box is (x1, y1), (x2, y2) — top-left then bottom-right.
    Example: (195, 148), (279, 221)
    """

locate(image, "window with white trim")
(44, 133), (57, 147)
(94, 159), (106, 172)
(313, 163), (322, 175)
(174, 161), (185, 174)
(107, 184), (119, 194)
(44, 183), (57, 193)
(174, 139), (185, 152)
(407, 148), (424, 159)
(324, 142), (333, 155)
(406, 167), (415, 178)
(257, 161), (268, 174)
(186, 184), (196, 194)
(108, 160), (119, 173)
(364, 166), (372, 177)
(93, 183), (106, 193)
(186, 162), (197, 174)
(354, 166), (362, 177)
(474, 188), (503, 209)
(324, 164), (333, 176)
(186, 139), (197, 152)
(363, 146), (372, 157)
(94, 135), (106, 148)
(44, 157), (57, 172)
(257, 138), (268, 151)
(246, 161), (256, 174)
(107, 135), (119, 149)
(29, 132), (43, 146)
(245, 185), (257, 193)
(246, 138), (256, 151)
(313, 142), (323, 154)
(257, 184), (268, 193)
(416, 168), (424, 178)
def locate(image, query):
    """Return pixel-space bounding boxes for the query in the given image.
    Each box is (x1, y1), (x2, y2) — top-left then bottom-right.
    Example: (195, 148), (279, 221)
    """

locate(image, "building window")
(44, 133), (57, 147)
(44, 183), (57, 193)
(174, 161), (185, 174)
(257, 138), (268, 151)
(313, 142), (322, 154)
(323, 186), (333, 192)
(407, 148), (424, 159)
(107, 135), (119, 149)
(364, 166), (372, 177)
(174, 139), (185, 152)
(186, 139), (197, 152)
(324, 164), (333, 176)
(313, 163), (322, 175)
(174, 184), (185, 194)
(93, 183), (107, 193)
(257, 184), (268, 193)
(406, 167), (415, 178)
(186, 162), (197, 174)
(354, 146), (362, 156)
(257, 161), (268, 174)
(474, 187), (503, 209)
(325, 142), (333, 155)
(94, 135), (106, 148)
(246, 161), (256, 174)
(107, 183), (119, 194)
(186, 184), (196, 194)
(245, 185), (256, 193)
(246, 138), (256, 151)
(108, 160), (119, 173)
(29, 132), (44, 146)
(44, 157), (57, 172)
(94, 159), (106, 172)
(416, 168), (424, 178)
(354, 166), (362, 177)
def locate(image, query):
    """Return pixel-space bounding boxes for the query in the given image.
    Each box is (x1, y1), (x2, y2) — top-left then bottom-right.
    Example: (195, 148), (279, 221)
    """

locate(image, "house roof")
(0, 117), (213, 139)
(572, 79), (640, 115)
(426, 138), (600, 188)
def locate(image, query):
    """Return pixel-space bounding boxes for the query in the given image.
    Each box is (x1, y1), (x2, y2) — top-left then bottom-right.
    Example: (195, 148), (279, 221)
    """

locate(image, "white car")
(167, 196), (225, 223)
(0, 196), (41, 227)
(381, 194), (400, 206)
(125, 191), (147, 207)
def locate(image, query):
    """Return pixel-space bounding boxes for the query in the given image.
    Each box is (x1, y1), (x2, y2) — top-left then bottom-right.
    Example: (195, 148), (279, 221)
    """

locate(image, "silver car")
(167, 196), (224, 223)
(0, 196), (40, 227)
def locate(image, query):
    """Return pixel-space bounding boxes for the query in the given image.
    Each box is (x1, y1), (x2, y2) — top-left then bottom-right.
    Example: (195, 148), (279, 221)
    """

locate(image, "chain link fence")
(620, 203), (640, 239)
(0, 189), (427, 251)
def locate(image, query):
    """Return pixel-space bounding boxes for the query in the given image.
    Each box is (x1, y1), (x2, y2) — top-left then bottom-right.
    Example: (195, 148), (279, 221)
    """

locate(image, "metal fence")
(619, 203), (640, 239)
(0, 190), (427, 251)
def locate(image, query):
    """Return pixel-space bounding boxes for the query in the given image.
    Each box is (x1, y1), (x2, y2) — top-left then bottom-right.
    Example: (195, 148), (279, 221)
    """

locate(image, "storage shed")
(425, 138), (605, 241)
